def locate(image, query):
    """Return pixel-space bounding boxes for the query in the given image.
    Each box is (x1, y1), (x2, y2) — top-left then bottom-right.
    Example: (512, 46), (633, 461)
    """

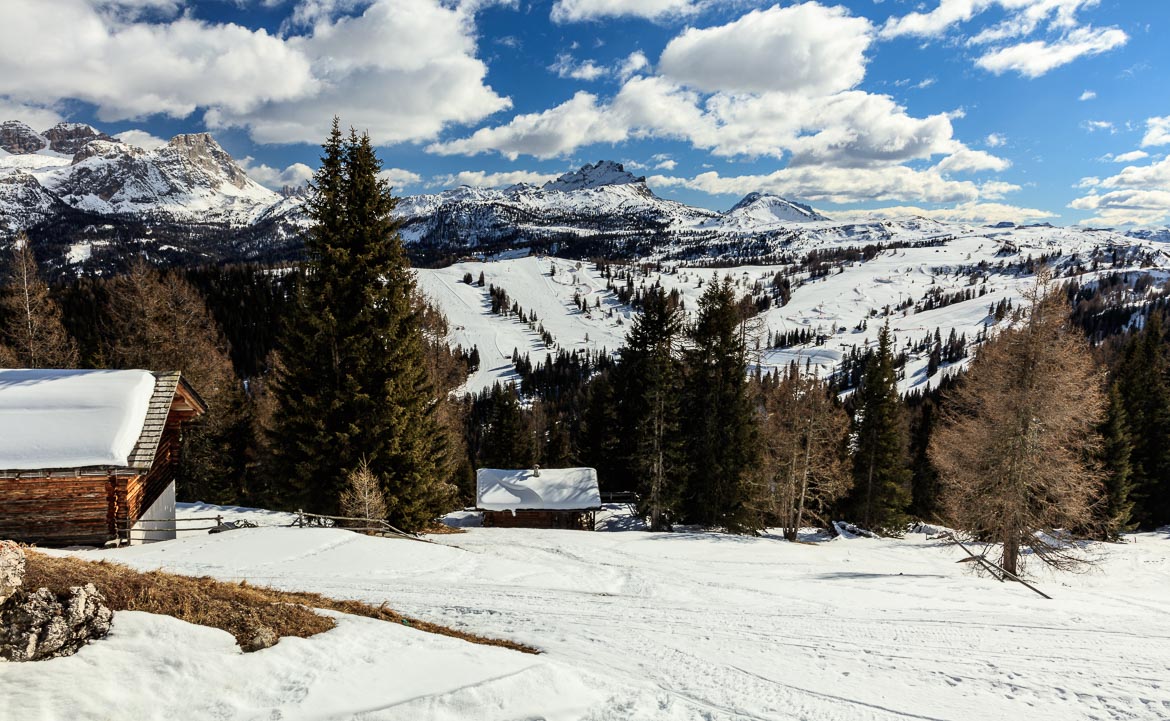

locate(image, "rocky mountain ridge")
(0, 119), (1161, 275)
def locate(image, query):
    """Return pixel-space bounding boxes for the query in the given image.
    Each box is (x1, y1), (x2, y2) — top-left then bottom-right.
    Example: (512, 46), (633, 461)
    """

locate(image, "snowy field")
(5, 505), (1169, 720)
(416, 227), (1170, 394)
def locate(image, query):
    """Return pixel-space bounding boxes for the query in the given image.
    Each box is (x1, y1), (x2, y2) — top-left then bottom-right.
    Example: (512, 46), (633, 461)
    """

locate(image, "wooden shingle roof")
(125, 372), (207, 471)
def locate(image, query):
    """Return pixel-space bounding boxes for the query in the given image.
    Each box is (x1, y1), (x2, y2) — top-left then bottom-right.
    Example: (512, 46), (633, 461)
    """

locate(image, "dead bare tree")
(754, 366), (852, 540)
(930, 271), (1105, 575)
(0, 235), (78, 368)
(104, 259), (248, 503)
(339, 458), (388, 522)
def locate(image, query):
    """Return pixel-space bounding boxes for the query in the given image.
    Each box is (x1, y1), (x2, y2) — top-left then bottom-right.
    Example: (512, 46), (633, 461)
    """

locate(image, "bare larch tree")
(930, 271), (1105, 575)
(340, 458), (389, 522)
(753, 366), (852, 540)
(0, 235), (78, 368)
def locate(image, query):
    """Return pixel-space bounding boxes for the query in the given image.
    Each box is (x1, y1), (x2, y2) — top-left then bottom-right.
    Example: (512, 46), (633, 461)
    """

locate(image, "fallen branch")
(946, 533), (1052, 599)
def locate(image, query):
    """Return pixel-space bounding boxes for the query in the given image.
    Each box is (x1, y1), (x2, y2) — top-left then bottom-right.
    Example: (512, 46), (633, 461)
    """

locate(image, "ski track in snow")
(10, 506), (1169, 721)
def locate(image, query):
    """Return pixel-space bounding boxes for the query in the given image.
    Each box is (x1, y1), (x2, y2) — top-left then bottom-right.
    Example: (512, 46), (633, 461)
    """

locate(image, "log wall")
(0, 474), (130, 547)
(482, 509), (592, 530)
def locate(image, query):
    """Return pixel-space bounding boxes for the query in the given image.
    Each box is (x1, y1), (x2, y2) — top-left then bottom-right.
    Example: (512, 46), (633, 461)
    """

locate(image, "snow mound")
(0, 369), (155, 470)
(0, 609), (602, 721)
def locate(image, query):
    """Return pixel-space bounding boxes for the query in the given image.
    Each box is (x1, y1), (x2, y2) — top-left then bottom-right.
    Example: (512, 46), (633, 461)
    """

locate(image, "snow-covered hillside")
(8, 504), (1169, 720)
(418, 224), (1169, 394)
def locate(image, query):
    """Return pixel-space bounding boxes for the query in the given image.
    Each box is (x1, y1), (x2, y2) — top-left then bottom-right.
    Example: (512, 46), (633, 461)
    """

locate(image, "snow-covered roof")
(0, 369), (157, 470)
(476, 467), (601, 512)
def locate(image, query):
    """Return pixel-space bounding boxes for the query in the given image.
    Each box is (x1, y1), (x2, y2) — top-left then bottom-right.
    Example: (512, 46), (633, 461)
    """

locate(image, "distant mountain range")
(0, 120), (1158, 275)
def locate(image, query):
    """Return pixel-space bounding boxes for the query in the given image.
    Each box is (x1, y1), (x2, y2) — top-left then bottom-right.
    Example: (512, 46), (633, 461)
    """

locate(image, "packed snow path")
(7, 519), (1170, 720)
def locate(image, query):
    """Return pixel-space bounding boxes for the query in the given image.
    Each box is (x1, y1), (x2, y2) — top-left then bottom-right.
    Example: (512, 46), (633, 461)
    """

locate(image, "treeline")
(461, 270), (1170, 554)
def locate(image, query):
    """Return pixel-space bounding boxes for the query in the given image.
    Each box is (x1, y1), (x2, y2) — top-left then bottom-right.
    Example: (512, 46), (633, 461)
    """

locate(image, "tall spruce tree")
(268, 121), (455, 529)
(1, 235), (78, 368)
(1114, 314), (1170, 529)
(1098, 382), (1136, 539)
(619, 286), (684, 530)
(580, 370), (624, 490)
(680, 276), (757, 531)
(908, 396), (941, 522)
(849, 322), (912, 533)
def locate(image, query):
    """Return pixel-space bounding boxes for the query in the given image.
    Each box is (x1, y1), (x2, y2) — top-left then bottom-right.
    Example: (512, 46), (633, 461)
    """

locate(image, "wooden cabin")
(476, 467), (601, 530)
(0, 369), (206, 547)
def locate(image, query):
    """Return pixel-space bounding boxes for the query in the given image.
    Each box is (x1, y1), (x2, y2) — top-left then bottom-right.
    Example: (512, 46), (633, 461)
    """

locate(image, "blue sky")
(4, 0), (1169, 226)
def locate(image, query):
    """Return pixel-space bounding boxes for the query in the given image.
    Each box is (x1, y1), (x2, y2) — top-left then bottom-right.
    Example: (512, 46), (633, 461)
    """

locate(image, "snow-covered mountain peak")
(543, 161), (644, 192)
(70, 139), (142, 165)
(723, 192), (829, 225)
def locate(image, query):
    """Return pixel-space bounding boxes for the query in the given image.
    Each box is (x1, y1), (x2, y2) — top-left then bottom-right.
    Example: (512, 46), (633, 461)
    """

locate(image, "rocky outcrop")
(160, 133), (251, 190)
(0, 544), (113, 662)
(241, 622), (279, 652)
(0, 541), (24, 604)
(44, 123), (116, 155)
(0, 121), (48, 154)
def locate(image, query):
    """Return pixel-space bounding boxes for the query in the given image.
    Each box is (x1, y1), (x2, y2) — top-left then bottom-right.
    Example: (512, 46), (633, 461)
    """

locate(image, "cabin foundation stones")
(0, 543), (113, 662)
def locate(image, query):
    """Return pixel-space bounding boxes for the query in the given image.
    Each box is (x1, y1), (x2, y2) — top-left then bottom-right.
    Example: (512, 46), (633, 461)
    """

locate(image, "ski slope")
(417, 226), (1169, 394)
(8, 505), (1170, 720)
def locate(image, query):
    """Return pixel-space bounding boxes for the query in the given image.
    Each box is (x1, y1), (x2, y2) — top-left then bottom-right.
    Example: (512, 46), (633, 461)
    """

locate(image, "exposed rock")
(43, 123), (115, 155)
(240, 622), (278, 652)
(542, 160), (644, 192)
(0, 583), (113, 662)
(0, 121), (48, 155)
(0, 541), (25, 605)
(161, 133), (250, 190)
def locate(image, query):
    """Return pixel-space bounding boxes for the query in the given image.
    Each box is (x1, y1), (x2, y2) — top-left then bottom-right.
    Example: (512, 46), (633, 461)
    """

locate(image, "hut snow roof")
(476, 467), (601, 512)
(0, 369), (203, 472)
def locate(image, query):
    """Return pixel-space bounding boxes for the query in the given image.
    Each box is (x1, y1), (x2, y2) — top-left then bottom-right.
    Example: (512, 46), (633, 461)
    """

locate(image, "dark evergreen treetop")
(268, 119), (454, 529)
(679, 276), (758, 531)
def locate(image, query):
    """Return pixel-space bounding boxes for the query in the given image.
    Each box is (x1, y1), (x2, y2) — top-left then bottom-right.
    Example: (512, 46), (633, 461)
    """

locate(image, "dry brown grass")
(23, 551), (537, 654)
(422, 522), (467, 535)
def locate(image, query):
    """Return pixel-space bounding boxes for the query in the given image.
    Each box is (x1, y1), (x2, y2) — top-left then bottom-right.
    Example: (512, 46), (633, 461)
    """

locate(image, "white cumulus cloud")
(238, 157), (316, 189)
(659, 3), (872, 96)
(113, 129), (168, 150)
(0, 0), (510, 147)
(550, 0), (697, 23)
(844, 202), (1057, 225)
(975, 26), (1128, 78)
(428, 92), (627, 160)
(1143, 116), (1170, 147)
(379, 167), (423, 189)
(648, 165), (983, 205)
(549, 54), (608, 81)
(1070, 155), (1170, 226)
(430, 169), (560, 188)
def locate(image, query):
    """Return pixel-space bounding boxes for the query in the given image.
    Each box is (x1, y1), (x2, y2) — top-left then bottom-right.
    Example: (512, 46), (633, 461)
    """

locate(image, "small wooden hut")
(0, 369), (206, 547)
(476, 467), (601, 530)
